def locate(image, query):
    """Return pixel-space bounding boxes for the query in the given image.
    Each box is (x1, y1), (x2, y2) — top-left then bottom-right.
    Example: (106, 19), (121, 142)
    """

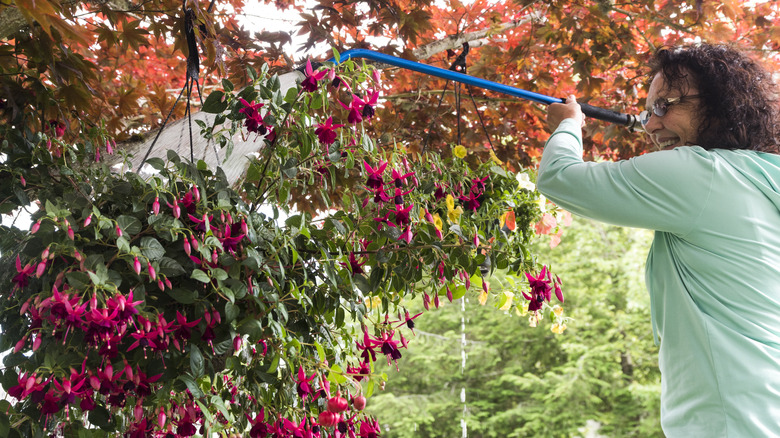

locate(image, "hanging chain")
(421, 42), (496, 155)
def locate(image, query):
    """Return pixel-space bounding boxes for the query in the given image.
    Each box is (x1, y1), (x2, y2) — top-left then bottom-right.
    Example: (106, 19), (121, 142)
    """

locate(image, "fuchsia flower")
(459, 191), (481, 212)
(315, 117), (344, 145)
(219, 222), (245, 254)
(346, 362), (371, 382)
(340, 252), (365, 276)
(358, 418), (381, 438)
(363, 160), (387, 189)
(13, 255), (35, 289)
(339, 94), (364, 124)
(398, 226), (414, 244)
(301, 59), (327, 92)
(239, 98), (268, 134)
(523, 265), (563, 311)
(390, 169), (414, 188)
(295, 366), (317, 401)
(48, 119), (66, 138)
(390, 203), (413, 226)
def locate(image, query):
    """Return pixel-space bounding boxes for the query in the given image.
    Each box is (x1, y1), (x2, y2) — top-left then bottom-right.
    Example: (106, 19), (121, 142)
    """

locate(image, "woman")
(538, 44), (780, 436)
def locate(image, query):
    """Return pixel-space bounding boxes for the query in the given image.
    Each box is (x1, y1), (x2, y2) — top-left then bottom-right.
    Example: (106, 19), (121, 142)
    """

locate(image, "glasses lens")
(653, 99), (668, 118)
(639, 110), (651, 126)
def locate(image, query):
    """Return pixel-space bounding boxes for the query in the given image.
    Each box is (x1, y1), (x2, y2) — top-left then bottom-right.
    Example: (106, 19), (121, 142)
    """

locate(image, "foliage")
(3, 0), (780, 163)
(367, 218), (662, 437)
(0, 54), (565, 436)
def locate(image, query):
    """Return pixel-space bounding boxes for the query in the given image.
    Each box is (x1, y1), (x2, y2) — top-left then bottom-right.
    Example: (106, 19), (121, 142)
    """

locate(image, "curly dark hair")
(649, 43), (780, 154)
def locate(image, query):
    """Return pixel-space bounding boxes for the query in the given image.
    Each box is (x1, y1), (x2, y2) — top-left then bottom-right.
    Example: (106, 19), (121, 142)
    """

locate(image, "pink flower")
(295, 366), (317, 400)
(315, 117), (344, 145)
(152, 197), (160, 215)
(523, 266), (554, 311)
(340, 252), (365, 276)
(363, 160), (387, 189)
(301, 59), (327, 92)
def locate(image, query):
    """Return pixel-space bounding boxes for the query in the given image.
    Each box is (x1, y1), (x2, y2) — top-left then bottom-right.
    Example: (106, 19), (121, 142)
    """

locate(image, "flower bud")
(83, 214), (92, 227)
(318, 411), (339, 428)
(327, 393), (348, 413)
(352, 395), (367, 411)
(36, 260), (46, 278)
(133, 256), (142, 275)
(31, 220), (41, 234)
(148, 262), (156, 280)
(152, 197), (160, 216)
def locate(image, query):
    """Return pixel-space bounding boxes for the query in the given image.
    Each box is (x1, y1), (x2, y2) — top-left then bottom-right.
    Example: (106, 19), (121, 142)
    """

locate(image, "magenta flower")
(523, 266), (554, 311)
(459, 191), (481, 211)
(363, 160), (387, 189)
(399, 226), (414, 244)
(239, 98), (267, 134)
(339, 94), (365, 124)
(295, 366), (317, 400)
(12, 255), (35, 289)
(301, 59), (327, 92)
(315, 117), (344, 145)
(219, 222), (245, 254)
(340, 252), (365, 276)
(391, 168), (415, 188)
(358, 418), (381, 438)
(390, 203), (414, 226)
(361, 89), (379, 119)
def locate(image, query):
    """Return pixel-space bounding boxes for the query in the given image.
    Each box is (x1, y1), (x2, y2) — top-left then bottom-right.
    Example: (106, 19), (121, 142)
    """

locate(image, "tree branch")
(411, 12), (542, 61)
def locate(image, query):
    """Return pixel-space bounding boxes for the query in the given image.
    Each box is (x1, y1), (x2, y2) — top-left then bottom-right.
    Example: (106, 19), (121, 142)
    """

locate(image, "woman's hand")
(547, 95), (584, 132)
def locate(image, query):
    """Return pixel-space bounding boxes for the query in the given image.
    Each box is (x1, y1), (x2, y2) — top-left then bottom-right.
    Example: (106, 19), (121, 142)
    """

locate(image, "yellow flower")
(528, 314), (538, 328)
(499, 291), (514, 311)
(365, 296), (382, 309)
(489, 150), (502, 165)
(432, 213), (443, 230)
(551, 323), (567, 334)
(553, 305), (564, 316)
(453, 144), (467, 159)
(478, 290), (488, 305)
(448, 206), (463, 223)
(445, 194), (455, 211)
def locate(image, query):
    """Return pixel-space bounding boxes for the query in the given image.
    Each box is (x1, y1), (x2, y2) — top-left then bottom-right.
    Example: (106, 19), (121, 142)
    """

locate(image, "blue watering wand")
(327, 48), (642, 130)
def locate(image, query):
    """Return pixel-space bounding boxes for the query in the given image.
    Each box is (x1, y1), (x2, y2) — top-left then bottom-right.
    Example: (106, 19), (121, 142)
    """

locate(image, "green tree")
(368, 218), (662, 437)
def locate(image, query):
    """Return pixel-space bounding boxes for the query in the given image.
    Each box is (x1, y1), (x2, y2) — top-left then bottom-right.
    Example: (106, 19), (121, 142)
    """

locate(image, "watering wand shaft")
(329, 49), (641, 130)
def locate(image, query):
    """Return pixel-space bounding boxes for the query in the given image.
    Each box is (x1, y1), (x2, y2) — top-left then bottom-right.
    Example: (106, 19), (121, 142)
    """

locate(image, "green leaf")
(179, 374), (205, 399)
(116, 236), (130, 253)
(117, 215), (142, 236)
(315, 342), (327, 362)
(139, 236), (165, 260)
(225, 302), (240, 322)
(190, 344), (205, 377)
(246, 162), (262, 182)
(202, 90), (228, 113)
(221, 78), (234, 93)
(211, 268), (228, 281)
(88, 405), (114, 430)
(146, 157), (166, 171)
(191, 269), (210, 283)
(166, 288), (198, 304)
(328, 364), (347, 384)
(159, 257), (186, 276)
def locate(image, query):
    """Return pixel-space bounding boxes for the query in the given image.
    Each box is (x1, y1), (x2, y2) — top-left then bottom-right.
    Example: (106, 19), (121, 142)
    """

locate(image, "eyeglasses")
(639, 94), (701, 126)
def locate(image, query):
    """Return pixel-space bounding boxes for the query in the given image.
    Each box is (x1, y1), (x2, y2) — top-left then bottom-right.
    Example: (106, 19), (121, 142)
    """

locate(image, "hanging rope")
(137, 0), (217, 173)
(421, 42), (496, 155)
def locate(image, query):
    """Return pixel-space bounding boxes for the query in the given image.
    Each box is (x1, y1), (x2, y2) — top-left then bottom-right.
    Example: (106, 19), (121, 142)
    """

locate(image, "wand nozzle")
(328, 49), (642, 130)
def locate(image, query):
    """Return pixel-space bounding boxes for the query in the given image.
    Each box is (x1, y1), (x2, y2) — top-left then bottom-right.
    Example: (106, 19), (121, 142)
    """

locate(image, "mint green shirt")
(538, 119), (780, 437)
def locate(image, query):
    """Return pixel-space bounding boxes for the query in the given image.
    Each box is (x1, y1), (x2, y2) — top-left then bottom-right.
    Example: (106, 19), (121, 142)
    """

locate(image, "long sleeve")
(537, 118), (714, 235)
